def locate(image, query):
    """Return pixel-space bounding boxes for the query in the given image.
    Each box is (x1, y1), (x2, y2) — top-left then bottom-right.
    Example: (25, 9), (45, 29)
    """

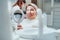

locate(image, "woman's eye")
(26, 10), (29, 11)
(26, 9), (34, 11)
(30, 9), (34, 11)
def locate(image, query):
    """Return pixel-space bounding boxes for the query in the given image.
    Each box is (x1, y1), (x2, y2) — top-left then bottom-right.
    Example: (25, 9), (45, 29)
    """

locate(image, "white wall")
(26, 0), (31, 4)
(47, 15), (53, 26)
(0, 0), (12, 40)
(37, 0), (42, 8)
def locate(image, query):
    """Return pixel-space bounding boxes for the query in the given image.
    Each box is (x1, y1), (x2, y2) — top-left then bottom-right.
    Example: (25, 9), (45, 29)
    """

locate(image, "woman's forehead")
(27, 6), (35, 10)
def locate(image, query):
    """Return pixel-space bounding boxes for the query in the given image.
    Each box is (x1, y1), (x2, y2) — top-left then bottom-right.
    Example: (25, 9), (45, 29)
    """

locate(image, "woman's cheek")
(31, 11), (34, 14)
(26, 13), (30, 17)
(30, 11), (34, 16)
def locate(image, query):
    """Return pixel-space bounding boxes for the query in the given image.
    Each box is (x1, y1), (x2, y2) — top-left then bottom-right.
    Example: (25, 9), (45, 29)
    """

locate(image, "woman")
(11, 0), (26, 31)
(11, 0), (26, 16)
(13, 0), (26, 10)
(11, 0), (26, 22)
(17, 3), (40, 30)
(13, 3), (42, 40)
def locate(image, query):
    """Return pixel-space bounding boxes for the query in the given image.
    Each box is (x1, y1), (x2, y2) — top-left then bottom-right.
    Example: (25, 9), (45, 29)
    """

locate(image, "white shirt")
(20, 17), (39, 29)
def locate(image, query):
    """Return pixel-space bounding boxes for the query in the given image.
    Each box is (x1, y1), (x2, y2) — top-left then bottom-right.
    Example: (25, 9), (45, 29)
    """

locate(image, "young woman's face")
(26, 6), (37, 19)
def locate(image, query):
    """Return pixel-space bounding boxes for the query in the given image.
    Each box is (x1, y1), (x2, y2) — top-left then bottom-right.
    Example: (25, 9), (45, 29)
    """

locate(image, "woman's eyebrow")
(26, 8), (34, 11)
(30, 8), (35, 10)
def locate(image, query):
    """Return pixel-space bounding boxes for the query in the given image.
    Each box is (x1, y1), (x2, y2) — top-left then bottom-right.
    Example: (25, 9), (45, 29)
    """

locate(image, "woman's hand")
(17, 24), (23, 30)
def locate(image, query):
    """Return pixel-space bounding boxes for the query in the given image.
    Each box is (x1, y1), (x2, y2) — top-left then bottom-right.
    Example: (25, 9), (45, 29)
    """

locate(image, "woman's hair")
(26, 3), (38, 10)
(23, 0), (26, 3)
(26, 3), (38, 16)
(13, 0), (26, 7)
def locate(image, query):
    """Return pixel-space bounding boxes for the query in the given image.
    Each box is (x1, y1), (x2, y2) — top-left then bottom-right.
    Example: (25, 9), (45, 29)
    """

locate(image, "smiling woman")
(26, 4), (37, 20)
(17, 3), (39, 30)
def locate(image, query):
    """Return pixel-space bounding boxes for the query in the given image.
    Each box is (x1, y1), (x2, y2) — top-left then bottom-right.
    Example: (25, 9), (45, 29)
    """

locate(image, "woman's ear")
(35, 11), (37, 16)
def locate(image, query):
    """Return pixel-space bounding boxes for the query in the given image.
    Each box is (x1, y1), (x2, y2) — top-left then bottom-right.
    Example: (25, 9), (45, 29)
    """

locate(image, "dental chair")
(13, 9), (56, 40)
(17, 25), (56, 40)
(19, 9), (56, 40)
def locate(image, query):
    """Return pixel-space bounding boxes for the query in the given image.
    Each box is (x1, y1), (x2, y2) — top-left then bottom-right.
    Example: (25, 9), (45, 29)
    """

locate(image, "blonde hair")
(26, 3), (38, 10)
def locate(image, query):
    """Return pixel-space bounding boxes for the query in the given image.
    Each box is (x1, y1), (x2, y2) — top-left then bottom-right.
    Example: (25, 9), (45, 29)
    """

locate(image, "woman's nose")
(28, 11), (31, 14)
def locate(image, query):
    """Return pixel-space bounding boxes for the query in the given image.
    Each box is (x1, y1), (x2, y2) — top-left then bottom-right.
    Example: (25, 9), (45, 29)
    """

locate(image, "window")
(54, 0), (60, 2)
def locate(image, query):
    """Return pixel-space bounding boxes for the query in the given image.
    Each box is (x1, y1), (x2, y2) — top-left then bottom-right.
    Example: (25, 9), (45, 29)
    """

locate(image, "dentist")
(11, 0), (26, 23)
(11, 0), (26, 32)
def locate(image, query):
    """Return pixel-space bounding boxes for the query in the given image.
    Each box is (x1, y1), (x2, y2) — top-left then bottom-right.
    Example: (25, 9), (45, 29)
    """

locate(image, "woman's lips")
(29, 13), (34, 17)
